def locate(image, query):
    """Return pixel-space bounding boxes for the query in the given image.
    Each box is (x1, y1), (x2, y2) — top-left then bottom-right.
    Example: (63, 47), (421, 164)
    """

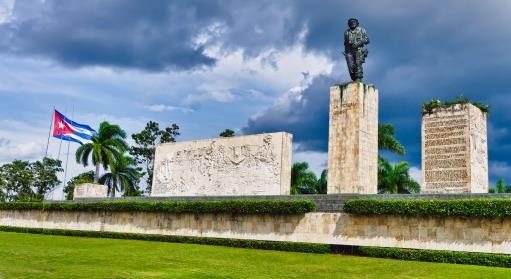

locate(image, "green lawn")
(0, 232), (509, 278)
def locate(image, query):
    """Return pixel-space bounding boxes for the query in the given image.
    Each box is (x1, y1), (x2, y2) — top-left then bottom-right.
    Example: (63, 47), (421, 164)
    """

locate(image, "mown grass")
(0, 232), (509, 279)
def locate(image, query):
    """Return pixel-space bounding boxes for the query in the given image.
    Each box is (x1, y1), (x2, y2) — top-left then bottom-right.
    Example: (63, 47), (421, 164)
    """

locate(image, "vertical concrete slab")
(422, 103), (488, 193)
(327, 82), (378, 194)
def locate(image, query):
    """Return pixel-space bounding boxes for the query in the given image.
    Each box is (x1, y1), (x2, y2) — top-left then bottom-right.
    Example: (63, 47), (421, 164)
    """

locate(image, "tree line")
(0, 120), (180, 201)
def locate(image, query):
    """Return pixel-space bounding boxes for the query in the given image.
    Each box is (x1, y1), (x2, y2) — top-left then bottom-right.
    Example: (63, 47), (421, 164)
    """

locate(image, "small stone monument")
(151, 132), (292, 197)
(327, 82), (378, 194)
(73, 183), (108, 199)
(421, 103), (488, 193)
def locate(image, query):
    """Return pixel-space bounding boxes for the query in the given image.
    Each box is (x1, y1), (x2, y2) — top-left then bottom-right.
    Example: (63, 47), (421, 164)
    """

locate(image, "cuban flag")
(52, 110), (96, 145)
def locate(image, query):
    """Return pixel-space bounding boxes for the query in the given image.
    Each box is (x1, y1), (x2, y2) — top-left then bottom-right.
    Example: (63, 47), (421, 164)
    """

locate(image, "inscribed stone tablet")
(421, 103), (488, 193)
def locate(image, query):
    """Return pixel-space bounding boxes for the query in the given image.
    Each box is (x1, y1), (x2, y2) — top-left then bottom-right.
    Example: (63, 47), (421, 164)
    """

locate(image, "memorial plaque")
(73, 183), (108, 199)
(151, 132), (292, 197)
(421, 103), (488, 193)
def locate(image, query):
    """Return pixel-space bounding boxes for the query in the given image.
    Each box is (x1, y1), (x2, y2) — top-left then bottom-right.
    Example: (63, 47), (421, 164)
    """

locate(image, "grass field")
(0, 232), (509, 278)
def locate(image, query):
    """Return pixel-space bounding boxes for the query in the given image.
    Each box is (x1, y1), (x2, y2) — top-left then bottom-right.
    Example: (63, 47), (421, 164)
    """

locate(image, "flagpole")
(56, 107), (67, 161)
(62, 105), (74, 200)
(45, 106), (55, 157)
(53, 107), (67, 201)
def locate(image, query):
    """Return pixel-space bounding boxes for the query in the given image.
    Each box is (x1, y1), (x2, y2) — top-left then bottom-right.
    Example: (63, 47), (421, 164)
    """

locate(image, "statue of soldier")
(344, 18), (369, 81)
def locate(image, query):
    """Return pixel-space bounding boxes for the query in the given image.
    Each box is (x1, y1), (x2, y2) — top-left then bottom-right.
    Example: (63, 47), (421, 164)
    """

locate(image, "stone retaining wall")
(1, 209), (510, 254)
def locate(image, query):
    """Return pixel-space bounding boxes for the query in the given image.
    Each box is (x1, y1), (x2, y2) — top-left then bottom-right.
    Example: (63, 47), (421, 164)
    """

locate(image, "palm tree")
(378, 158), (420, 194)
(316, 169), (328, 194)
(75, 121), (128, 182)
(291, 162), (318, 194)
(496, 178), (506, 193)
(99, 155), (140, 198)
(378, 123), (405, 155)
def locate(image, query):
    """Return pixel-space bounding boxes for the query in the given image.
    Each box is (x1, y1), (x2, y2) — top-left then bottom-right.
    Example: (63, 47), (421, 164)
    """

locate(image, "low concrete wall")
(1, 210), (510, 254)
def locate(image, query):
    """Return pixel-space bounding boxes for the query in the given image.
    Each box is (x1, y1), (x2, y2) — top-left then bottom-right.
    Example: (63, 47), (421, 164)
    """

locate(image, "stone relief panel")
(152, 132), (292, 196)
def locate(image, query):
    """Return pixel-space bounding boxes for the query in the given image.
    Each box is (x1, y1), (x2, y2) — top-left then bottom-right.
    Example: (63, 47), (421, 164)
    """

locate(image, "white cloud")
(408, 166), (422, 186)
(293, 150), (327, 176)
(0, 0), (14, 24)
(144, 104), (194, 113)
(0, 141), (44, 162)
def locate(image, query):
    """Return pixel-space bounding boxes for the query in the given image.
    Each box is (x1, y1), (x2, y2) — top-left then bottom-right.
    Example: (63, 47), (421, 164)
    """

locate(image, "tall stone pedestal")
(327, 82), (378, 194)
(422, 103), (488, 193)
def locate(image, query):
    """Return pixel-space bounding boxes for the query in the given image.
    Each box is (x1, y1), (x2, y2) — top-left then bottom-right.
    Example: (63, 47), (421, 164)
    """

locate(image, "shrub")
(359, 246), (511, 268)
(422, 95), (490, 115)
(343, 199), (511, 218)
(0, 200), (316, 215)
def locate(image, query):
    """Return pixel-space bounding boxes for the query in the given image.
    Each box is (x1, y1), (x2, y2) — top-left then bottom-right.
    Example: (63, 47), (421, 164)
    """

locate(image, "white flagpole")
(44, 106), (55, 158)
(53, 107), (66, 201)
(62, 105), (74, 200)
(56, 107), (66, 161)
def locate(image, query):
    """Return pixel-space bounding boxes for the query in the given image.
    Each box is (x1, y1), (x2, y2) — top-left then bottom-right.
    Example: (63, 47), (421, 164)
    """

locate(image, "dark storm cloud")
(1, 0), (228, 70)
(0, 0), (305, 71)
(244, 74), (335, 152)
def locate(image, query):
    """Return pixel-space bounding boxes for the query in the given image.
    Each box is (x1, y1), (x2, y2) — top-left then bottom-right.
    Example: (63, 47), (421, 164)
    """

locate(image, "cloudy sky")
(1, 0), (510, 197)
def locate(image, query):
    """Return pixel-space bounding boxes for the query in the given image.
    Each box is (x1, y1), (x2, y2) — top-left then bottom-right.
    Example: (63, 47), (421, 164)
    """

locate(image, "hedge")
(343, 199), (511, 218)
(0, 226), (331, 254)
(0, 200), (315, 215)
(1, 226), (509, 267)
(359, 246), (511, 268)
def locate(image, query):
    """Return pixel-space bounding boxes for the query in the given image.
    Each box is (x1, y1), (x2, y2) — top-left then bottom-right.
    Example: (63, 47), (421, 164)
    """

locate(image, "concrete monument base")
(327, 82), (378, 194)
(73, 183), (108, 199)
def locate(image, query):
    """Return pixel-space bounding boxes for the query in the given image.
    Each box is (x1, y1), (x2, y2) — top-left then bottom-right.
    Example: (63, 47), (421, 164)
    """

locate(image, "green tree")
(130, 121), (179, 194)
(0, 158), (63, 201)
(219, 129), (235, 137)
(291, 162), (318, 194)
(0, 173), (5, 202)
(378, 123), (405, 155)
(378, 158), (420, 194)
(75, 121), (128, 182)
(316, 169), (328, 194)
(63, 171), (95, 200)
(31, 157), (63, 200)
(496, 178), (506, 193)
(489, 178), (511, 193)
(0, 160), (33, 201)
(99, 155), (142, 198)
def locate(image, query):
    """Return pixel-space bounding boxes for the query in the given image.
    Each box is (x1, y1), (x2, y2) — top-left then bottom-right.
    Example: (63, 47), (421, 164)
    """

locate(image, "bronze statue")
(344, 18), (369, 81)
